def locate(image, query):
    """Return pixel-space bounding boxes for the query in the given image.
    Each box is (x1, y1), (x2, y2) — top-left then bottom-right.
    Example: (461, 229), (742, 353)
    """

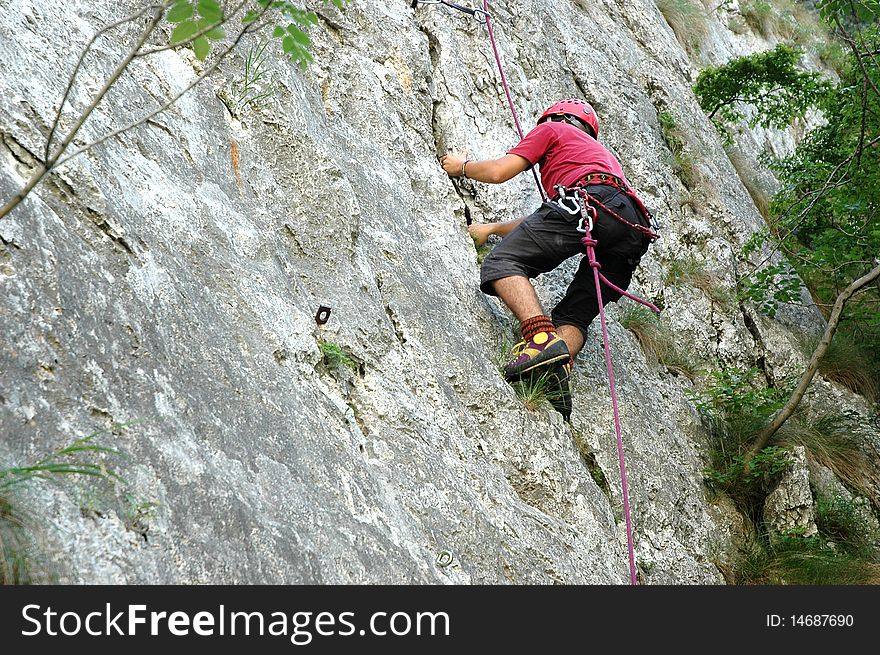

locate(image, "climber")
(440, 99), (653, 419)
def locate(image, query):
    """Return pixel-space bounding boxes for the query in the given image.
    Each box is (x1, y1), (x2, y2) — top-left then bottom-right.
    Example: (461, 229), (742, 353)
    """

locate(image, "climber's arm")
(441, 153), (529, 184)
(467, 216), (524, 246)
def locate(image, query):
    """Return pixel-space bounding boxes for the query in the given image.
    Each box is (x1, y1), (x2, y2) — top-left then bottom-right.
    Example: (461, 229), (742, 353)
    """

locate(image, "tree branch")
(44, 3), (168, 162)
(135, 0), (249, 57)
(53, 5), (270, 169)
(1, 7), (164, 221)
(745, 261), (880, 466)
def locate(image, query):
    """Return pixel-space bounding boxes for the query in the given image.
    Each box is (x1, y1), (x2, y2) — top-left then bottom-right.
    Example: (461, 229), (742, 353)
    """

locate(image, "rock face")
(763, 447), (818, 539)
(0, 0), (873, 583)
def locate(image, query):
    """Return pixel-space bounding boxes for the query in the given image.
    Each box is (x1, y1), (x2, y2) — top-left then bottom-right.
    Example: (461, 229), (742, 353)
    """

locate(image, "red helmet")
(538, 98), (599, 138)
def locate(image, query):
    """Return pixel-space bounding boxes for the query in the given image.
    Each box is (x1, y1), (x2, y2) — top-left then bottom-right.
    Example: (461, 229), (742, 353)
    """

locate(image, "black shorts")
(480, 184), (650, 339)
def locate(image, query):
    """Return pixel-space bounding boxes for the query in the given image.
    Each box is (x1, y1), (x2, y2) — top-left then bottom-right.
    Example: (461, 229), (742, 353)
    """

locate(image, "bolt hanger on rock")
(315, 305), (332, 325)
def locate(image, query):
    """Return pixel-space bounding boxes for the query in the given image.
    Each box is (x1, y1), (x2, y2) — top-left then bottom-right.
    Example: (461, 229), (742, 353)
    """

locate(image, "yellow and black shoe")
(503, 331), (570, 381)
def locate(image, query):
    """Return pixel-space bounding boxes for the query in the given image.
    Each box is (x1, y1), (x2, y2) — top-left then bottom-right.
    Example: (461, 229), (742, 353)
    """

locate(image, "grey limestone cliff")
(0, 0), (876, 583)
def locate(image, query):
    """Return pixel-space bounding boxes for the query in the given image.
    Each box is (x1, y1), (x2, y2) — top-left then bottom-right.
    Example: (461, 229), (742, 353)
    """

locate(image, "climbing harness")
(416, 0), (662, 585)
(571, 173), (662, 237)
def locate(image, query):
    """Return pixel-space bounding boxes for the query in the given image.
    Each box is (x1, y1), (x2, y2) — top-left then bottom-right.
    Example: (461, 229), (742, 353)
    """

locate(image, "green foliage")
(736, 254), (802, 318)
(694, 44), (832, 133)
(733, 532), (880, 584)
(226, 37), (278, 116)
(817, 0), (880, 23)
(166, 0), (346, 66)
(704, 446), (791, 514)
(319, 340), (359, 372)
(694, 367), (790, 517)
(1, 427), (127, 584)
(766, 26), (880, 315)
(735, 16), (880, 383)
(654, 0), (709, 56)
(692, 366), (785, 417)
(732, 482), (880, 584)
(815, 492), (878, 557)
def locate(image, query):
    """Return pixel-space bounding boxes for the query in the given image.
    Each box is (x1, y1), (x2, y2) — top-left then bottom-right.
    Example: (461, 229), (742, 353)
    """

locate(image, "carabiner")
(575, 193), (595, 234)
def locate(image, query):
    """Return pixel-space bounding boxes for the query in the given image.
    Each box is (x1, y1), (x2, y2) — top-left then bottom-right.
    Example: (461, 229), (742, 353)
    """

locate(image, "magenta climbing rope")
(481, 0), (547, 201)
(585, 227), (638, 586)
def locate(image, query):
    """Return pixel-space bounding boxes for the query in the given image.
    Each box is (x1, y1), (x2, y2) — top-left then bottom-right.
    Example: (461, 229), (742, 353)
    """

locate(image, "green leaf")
(170, 19), (201, 44)
(197, 0), (223, 23)
(193, 36), (210, 60)
(242, 9), (260, 23)
(167, 1), (193, 23)
(205, 27), (225, 40)
(287, 25), (311, 47)
(273, 25), (286, 38)
(282, 35), (296, 54)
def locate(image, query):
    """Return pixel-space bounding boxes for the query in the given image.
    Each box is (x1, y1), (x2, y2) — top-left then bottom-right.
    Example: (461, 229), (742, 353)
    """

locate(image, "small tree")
(693, 43), (832, 138)
(693, 1), (880, 466)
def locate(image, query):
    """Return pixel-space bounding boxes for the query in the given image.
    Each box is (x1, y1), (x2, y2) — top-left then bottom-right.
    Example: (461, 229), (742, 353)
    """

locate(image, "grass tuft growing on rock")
(617, 304), (702, 378)
(665, 257), (733, 307)
(730, 532), (880, 584)
(655, 0), (709, 56)
(658, 110), (702, 190)
(319, 340), (359, 372)
(510, 369), (564, 413)
(778, 412), (876, 504)
(1, 428), (126, 584)
(815, 331), (878, 402)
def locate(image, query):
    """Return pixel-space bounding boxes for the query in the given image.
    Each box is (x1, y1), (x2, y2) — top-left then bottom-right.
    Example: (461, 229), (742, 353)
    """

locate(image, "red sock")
(519, 315), (555, 342)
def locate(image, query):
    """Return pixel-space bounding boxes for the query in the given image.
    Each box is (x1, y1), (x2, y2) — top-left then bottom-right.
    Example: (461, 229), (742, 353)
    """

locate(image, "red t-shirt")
(508, 121), (629, 198)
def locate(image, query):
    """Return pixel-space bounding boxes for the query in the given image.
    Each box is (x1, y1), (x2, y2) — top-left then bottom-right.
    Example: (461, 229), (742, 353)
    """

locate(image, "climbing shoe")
(503, 331), (570, 381)
(547, 360), (572, 421)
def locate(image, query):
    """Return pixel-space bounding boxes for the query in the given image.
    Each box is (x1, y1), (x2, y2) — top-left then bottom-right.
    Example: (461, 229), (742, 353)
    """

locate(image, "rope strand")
(585, 232), (639, 585)
(482, 1), (546, 200)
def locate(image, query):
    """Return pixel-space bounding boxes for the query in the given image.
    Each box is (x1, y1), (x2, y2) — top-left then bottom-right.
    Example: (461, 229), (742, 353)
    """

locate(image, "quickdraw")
(410, 0), (489, 23)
